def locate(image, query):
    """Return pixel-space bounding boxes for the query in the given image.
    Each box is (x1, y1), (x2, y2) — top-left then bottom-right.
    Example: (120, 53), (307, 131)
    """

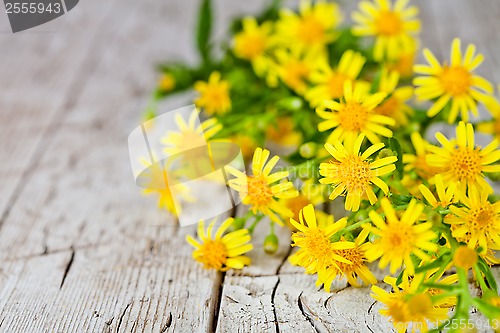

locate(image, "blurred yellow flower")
(414, 38), (493, 123)
(186, 218), (253, 271)
(477, 86), (500, 140)
(306, 50), (366, 107)
(386, 40), (418, 78)
(266, 116), (302, 146)
(374, 68), (413, 127)
(158, 73), (175, 92)
(288, 204), (355, 292)
(372, 273), (449, 333)
(319, 134), (397, 211)
(274, 47), (324, 94)
(352, 0), (420, 61)
(446, 186), (500, 254)
(426, 121), (500, 195)
(194, 71), (231, 115)
(276, 0), (342, 51)
(317, 80), (393, 144)
(365, 198), (437, 274)
(226, 148), (299, 225)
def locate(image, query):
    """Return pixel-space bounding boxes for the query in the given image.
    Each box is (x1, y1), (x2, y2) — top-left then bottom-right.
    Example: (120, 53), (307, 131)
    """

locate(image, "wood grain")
(0, 0), (498, 332)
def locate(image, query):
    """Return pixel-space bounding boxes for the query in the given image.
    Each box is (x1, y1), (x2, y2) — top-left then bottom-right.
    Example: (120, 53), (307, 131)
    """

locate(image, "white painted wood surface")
(0, 1), (498, 332)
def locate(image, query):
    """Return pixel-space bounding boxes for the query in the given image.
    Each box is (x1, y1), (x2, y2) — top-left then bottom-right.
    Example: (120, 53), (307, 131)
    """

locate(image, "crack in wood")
(297, 292), (320, 333)
(365, 301), (377, 333)
(115, 302), (131, 333)
(59, 248), (75, 289)
(276, 245), (293, 275)
(211, 271), (226, 333)
(271, 277), (280, 333)
(160, 312), (172, 332)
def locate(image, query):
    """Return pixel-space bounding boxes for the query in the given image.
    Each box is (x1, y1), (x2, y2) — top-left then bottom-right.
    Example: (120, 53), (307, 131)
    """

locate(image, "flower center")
(285, 195), (311, 221)
(333, 247), (364, 273)
(469, 204), (495, 231)
(336, 156), (372, 193)
(301, 229), (334, 259)
(297, 15), (325, 44)
(199, 239), (227, 270)
(453, 246), (477, 270)
(338, 101), (369, 132)
(439, 66), (472, 97)
(246, 175), (273, 208)
(375, 10), (403, 36)
(374, 97), (399, 118)
(326, 73), (349, 99)
(382, 223), (415, 254)
(407, 293), (433, 316)
(283, 62), (310, 90)
(235, 34), (266, 59)
(450, 147), (482, 182)
(387, 298), (411, 324)
(206, 86), (229, 106)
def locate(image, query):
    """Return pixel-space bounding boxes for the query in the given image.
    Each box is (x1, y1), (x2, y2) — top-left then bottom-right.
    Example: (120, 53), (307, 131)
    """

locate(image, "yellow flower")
(418, 174), (457, 208)
(414, 38), (494, 123)
(158, 73), (175, 92)
(319, 134), (397, 211)
(386, 40), (418, 78)
(371, 274), (449, 333)
(477, 86), (500, 141)
(226, 148), (299, 225)
(306, 50), (366, 107)
(317, 81), (393, 144)
(276, 0), (342, 51)
(186, 218), (253, 271)
(162, 110), (221, 156)
(446, 186), (500, 254)
(352, 0), (420, 61)
(453, 246), (478, 270)
(266, 116), (302, 146)
(365, 198), (438, 274)
(374, 68), (414, 127)
(234, 17), (272, 61)
(403, 131), (444, 180)
(288, 204), (355, 292)
(321, 229), (377, 288)
(426, 121), (500, 195)
(231, 134), (258, 162)
(194, 72), (231, 115)
(274, 47), (324, 94)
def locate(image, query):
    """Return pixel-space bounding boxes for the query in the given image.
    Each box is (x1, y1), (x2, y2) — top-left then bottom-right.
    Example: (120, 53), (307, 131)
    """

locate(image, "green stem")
(248, 214), (264, 235)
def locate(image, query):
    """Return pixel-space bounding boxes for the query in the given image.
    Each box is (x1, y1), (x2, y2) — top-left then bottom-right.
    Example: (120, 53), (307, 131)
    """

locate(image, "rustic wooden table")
(0, 0), (499, 332)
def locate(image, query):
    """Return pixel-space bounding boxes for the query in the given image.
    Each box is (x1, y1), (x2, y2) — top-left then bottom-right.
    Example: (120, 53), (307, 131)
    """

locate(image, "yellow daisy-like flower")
(158, 73), (175, 92)
(194, 71), (231, 115)
(403, 131), (444, 181)
(418, 174), (457, 208)
(162, 109), (221, 156)
(426, 121), (500, 195)
(319, 134), (397, 211)
(364, 198), (438, 274)
(446, 186), (500, 254)
(276, 0), (342, 51)
(371, 274), (449, 333)
(374, 68), (414, 127)
(266, 116), (302, 146)
(226, 148), (299, 225)
(352, 0), (420, 61)
(274, 47), (324, 94)
(386, 39), (418, 78)
(317, 81), (393, 145)
(321, 229), (377, 288)
(186, 218), (253, 271)
(477, 86), (500, 141)
(306, 50), (366, 107)
(288, 204), (355, 292)
(414, 38), (494, 123)
(234, 17), (272, 61)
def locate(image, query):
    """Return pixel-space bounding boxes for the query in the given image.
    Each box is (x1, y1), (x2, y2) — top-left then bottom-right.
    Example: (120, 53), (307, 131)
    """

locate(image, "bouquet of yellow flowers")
(143, 0), (500, 331)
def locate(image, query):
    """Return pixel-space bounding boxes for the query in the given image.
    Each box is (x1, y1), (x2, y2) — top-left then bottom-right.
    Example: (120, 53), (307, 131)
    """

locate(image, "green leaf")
(196, 0), (213, 65)
(388, 137), (404, 178)
(414, 254), (449, 274)
(477, 258), (498, 292)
